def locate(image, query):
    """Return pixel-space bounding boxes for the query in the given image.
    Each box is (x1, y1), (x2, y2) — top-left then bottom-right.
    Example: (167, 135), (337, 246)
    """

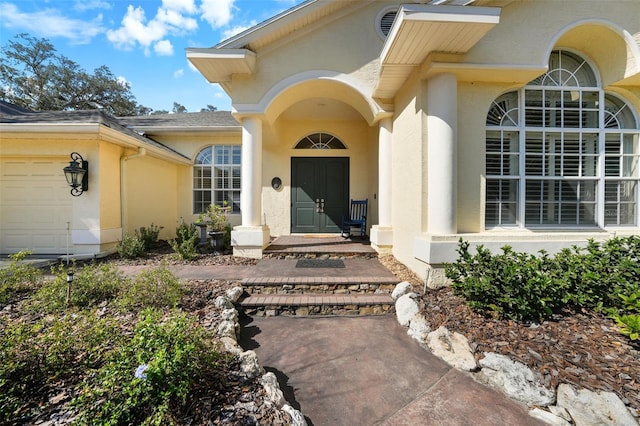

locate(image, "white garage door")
(1, 158), (73, 255)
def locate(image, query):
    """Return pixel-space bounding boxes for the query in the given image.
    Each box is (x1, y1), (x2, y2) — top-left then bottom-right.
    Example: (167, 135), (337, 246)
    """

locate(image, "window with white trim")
(193, 145), (241, 214)
(294, 132), (346, 149)
(485, 50), (639, 228)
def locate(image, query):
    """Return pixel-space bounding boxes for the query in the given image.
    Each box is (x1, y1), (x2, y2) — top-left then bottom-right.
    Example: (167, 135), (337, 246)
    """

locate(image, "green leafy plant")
(30, 263), (127, 311)
(0, 312), (122, 420)
(118, 266), (184, 310)
(0, 251), (43, 303)
(169, 221), (200, 260)
(73, 309), (227, 425)
(137, 223), (163, 251)
(118, 232), (146, 259)
(612, 314), (640, 340)
(196, 202), (230, 232)
(445, 236), (640, 324)
(445, 240), (561, 323)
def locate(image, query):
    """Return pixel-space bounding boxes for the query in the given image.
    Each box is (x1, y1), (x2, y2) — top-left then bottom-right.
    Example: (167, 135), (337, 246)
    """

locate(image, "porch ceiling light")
(63, 152), (88, 196)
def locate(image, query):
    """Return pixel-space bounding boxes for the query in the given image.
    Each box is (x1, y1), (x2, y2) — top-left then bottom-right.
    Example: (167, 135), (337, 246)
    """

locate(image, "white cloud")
(221, 21), (256, 40)
(200, 0), (235, 29)
(74, 0), (111, 12)
(174, 68), (184, 78)
(154, 39), (174, 56)
(106, 1), (199, 55)
(0, 3), (104, 44)
(162, 0), (197, 14)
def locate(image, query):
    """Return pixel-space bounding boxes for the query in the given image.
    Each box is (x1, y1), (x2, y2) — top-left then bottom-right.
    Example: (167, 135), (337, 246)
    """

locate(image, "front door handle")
(320, 199), (325, 213)
(316, 198), (321, 213)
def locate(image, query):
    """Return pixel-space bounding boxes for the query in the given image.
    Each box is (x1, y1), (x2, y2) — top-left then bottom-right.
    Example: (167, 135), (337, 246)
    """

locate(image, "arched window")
(193, 145), (241, 214)
(486, 50), (639, 228)
(294, 132), (346, 149)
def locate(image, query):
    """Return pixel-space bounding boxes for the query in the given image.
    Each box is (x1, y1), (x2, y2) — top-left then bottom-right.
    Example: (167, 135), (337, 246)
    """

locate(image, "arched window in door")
(294, 132), (346, 149)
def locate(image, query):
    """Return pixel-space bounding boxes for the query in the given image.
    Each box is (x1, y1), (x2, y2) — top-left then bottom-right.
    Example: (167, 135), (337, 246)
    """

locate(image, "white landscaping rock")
(282, 404), (308, 426)
(221, 308), (238, 322)
(239, 350), (264, 379)
(529, 408), (571, 426)
(478, 352), (555, 406)
(215, 295), (233, 309)
(391, 281), (413, 300)
(407, 313), (431, 343)
(556, 384), (637, 426)
(226, 286), (244, 302)
(426, 326), (476, 371)
(261, 372), (285, 408)
(220, 336), (243, 355)
(217, 320), (238, 339)
(395, 293), (420, 327)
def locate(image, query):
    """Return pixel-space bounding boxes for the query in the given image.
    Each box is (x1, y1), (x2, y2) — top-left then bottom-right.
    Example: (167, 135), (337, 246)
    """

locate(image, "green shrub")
(445, 236), (640, 324)
(137, 223), (163, 251)
(445, 240), (561, 323)
(73, 309), (226, 425)
(30, 263), (127, 311)
(118, 266), (184, 310)
(118, 232), (146, 259)
(0, 312), (122, 420)
(169, 222), (200, 260)
(551, 237), (640, 310)
(0, 251), (43, 303)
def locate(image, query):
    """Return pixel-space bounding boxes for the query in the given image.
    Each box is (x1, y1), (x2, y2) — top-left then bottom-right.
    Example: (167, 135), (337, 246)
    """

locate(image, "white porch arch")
(232, 70), (392, 125)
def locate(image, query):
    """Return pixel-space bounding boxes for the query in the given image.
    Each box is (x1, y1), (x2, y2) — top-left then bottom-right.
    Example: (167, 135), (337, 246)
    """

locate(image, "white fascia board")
(0, 123), (101, 134)
(214, 0), (317, 49)
(402, 4), (500, 24)
(132, 126), (241, 134)
(186, 48), (255, 61)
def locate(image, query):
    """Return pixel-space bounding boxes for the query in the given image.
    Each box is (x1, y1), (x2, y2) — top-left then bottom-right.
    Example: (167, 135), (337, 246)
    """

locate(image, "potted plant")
(196, 202), (231, 253)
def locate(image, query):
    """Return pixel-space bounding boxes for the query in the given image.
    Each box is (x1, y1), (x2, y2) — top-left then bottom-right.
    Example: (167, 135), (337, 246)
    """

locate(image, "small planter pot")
(207, 230), (225, 254)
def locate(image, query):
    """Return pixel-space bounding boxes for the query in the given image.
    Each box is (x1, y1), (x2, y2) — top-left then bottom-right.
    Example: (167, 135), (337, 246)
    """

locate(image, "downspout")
(120, 148), (147, 237)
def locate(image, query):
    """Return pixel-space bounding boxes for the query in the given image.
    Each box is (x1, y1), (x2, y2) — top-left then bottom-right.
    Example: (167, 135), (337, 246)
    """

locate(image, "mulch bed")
(378, 255), (640, 414)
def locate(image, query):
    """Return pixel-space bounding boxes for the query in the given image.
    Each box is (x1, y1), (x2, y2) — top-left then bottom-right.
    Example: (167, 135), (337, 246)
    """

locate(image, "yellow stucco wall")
(121, 153), (180, 240)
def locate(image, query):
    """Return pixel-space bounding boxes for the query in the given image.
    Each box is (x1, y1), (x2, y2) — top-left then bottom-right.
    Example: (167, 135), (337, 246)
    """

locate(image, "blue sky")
(0, 0), (305, 113)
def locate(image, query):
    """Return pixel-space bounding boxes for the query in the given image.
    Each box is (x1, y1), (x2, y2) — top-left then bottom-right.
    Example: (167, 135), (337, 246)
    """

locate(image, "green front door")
(291, 157), (349, 233)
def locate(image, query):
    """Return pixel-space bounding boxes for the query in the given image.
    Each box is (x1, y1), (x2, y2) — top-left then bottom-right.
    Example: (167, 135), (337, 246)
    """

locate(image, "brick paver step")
(241, 276), (398, 285)
(239, 293), (394, 307)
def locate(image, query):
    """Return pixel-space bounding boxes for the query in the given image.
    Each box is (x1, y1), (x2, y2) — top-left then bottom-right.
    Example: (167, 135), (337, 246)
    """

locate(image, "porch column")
(427, 73), (457, 234)
(231, 116), (270, 258)
(370, 117), (394, 254)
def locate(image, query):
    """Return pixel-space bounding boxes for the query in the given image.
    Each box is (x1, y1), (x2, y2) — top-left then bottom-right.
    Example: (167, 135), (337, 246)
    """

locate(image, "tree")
(172, 102), (187, 114)
(0, 33), (149, 116)
(201, 104), (217, 112)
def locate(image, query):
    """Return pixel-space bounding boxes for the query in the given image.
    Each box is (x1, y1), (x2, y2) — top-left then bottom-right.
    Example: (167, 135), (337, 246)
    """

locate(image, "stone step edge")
(239, 294), (393, 307)
(241, 277), (399, 285)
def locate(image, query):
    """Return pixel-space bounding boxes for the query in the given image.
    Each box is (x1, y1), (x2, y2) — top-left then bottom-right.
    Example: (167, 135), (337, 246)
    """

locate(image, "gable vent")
(379, 10), (397, 37)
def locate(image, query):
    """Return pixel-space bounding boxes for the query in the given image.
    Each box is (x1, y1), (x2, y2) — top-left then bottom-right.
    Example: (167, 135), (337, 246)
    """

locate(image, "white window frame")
(193, 145), (241, 214)
(485, 50), (640, 230)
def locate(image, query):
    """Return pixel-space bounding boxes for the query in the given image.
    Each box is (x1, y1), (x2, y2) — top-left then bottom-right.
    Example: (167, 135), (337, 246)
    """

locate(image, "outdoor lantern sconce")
(63, 152), (88, 196)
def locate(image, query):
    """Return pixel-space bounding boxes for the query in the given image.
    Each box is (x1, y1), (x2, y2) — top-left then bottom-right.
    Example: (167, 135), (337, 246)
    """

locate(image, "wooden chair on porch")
(341, 199), (368, 238)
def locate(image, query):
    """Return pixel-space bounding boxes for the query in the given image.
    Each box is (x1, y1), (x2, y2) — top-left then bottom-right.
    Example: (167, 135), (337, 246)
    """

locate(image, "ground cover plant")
(0, 251), (279, 425)
(445, 235), (640, 337)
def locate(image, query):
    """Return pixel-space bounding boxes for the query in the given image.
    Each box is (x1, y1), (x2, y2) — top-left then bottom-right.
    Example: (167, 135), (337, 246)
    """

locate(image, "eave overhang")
(0, 123), (192, 165)
(186, 48), (256, 83)
(374, 4), (501, 100)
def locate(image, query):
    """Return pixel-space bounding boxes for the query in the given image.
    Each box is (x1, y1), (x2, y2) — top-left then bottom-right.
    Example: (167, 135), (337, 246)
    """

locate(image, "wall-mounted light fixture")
(63, 152), (88, 196)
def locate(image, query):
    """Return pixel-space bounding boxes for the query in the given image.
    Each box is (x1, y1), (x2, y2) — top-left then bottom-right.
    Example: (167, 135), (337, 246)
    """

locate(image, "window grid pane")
(193, 145), (241, 214)
(485, 50), (639, 229)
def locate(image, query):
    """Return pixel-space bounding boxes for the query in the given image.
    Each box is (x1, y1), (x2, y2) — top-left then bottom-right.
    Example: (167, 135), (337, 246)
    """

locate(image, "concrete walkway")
(240, 315), (544, 426)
